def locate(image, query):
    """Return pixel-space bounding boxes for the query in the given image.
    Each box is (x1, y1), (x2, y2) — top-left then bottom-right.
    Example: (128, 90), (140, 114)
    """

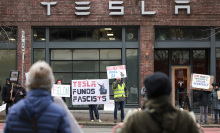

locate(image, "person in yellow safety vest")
(112, 77), (128, 123)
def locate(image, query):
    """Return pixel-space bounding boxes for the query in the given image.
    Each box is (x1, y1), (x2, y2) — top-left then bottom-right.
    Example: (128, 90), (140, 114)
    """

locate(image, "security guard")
(112, 77), (128, 123)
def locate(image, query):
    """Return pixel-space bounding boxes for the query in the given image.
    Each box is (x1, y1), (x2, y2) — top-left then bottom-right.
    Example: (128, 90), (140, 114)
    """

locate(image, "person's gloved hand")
(2, 101), (5, 104)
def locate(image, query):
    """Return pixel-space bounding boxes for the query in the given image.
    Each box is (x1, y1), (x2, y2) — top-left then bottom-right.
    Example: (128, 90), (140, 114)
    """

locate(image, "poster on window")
(106, 65), (127, 79)
(190, 73), (214, 92)
(72, 79), (109, 105)
(51, 85), (70, 97)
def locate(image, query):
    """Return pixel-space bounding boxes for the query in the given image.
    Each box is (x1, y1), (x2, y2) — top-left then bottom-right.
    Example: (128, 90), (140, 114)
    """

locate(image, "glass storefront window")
(72, 29), (87, 41)
(193, 50), (208, 74)
(73, 61), (99, 72)
(73, 49), (99, 60)
(155, 27), (210, 41)
(126, 28), (138, 41)
(172, 50), (190, 65)
(51, 50), (72, 60)
(100, 28), (122, 41)
(87, 28), (99, 41)
(0, 50), (16, 86)
(51, 61), (72, 72)
(216, 49), (220, 84)
(0, 27), (17, 42)
(100, 49), (121, 60)
(126, 49), (138, 104)
(33, 49), (45, 63)
(154, 50), (169, 76)
(33, 28), (46, 42)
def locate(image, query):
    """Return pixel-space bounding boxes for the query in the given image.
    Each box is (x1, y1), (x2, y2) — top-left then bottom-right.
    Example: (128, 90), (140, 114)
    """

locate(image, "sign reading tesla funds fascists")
(72, 79), (109, 105)
(51, 85), (70, 97)
(106, 65), (127, 79)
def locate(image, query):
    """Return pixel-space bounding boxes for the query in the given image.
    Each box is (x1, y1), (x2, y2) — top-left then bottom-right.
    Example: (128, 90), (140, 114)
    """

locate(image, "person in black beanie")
(2, 78), (13, 115)
(114, 72), (200, 133)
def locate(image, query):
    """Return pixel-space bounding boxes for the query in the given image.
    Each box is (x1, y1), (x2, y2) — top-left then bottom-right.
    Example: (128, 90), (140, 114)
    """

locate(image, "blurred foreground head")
(144, 72), (171, 99)
(26, 61), (54, 92)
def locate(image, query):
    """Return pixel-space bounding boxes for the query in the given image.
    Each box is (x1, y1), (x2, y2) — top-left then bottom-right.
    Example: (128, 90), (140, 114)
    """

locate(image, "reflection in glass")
(0, 50), (16, 86)
(73, 29), (87, 41)
(100, 49), (121, 60)
(126, 28), (138, 41)
(193, 50), (208, 75)
(154, 50), (169, 76)
(172, 50), (189, 65)
(73, 73), (99, 79)
(73, 49), (99, 60)
(155, 27), (210, 41)
(51, 61), (72, 72)
(126, 49), (138, 104)
(34, 49), (45, 63)
(100, 61), (122, 72)
(51, 50), (72, 60)
(33, 28), (46, 42)
(87, 29), (99, 41)
(73, 61), (99, 72)
(100, 28), (122, 41)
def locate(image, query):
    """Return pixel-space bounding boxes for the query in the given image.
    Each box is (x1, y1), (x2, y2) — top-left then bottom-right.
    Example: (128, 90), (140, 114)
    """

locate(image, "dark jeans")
(214, 110), (220, 123)
(6, 101), (13, 115)
(114, 101), (124, 120)
(89, 105), (99, 120)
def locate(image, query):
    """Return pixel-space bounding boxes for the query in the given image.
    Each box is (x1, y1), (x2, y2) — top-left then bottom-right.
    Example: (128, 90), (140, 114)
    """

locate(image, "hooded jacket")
(2, 79), (12, 102)
(120, 96), (200, 133)
(211, 87), (220, 110)
(4, 89), (71, 133)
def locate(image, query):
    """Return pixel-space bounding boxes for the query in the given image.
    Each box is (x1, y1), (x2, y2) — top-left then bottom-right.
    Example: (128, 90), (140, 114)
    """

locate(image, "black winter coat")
(13, 86), (26, 103)
(2, 83), (13, 102)
(198, 90), (209, 106)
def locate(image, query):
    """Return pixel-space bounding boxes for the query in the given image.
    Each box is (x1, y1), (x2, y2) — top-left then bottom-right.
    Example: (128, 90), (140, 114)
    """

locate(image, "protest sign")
(106, 65), (127, 79)
(104, 100), (114, 111)
(72, 79), (109, 105)
(217, 91), (220, 100)
(190, 73), (214, 92)
(51, 85), (70, 97)
(0, 104), (6, 112)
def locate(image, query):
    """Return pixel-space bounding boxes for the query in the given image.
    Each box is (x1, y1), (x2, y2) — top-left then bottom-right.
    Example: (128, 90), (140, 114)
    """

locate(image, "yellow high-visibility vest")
(112, 82), (125, 98)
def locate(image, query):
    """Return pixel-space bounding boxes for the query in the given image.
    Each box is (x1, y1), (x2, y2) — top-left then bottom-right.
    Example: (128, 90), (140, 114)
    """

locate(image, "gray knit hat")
(26, 61), (54, 91)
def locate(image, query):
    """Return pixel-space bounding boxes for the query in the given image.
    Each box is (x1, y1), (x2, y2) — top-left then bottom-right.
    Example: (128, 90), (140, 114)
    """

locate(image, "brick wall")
(1, 0), (220, 107)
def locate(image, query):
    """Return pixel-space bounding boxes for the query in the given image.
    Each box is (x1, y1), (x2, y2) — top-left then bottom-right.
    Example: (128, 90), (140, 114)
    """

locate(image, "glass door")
(172, 66), (190, 108)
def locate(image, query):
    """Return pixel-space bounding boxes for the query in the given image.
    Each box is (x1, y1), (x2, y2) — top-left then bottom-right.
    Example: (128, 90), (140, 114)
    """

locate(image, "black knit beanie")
(144, 72), (171, 99)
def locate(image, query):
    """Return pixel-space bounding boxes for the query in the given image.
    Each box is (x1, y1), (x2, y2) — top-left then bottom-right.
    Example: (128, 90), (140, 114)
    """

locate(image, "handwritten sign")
(0, 104), (6, 112)
(104, 100), (114, 111)
(51, 85), (70, 97)
(106, 65), (127, 79)
(190, 73), (214, 92)
(72, 79), (109, 105)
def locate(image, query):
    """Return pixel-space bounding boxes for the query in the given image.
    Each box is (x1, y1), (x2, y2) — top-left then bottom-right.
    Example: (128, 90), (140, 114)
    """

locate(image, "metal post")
(21, 30), (25, 86)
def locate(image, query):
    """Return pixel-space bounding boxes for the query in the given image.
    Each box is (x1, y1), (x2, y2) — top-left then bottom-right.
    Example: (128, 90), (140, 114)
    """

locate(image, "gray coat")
(211, 88), (220, 110)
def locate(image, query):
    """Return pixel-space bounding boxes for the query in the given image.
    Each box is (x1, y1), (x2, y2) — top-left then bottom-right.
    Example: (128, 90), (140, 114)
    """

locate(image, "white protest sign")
(106, 65), (127, 79)
(191, 74), (211, 89)
(72, 79), (109, 105)
(104, 100), (114, 111)
(51, 85), (70, 97)
(0, 104), (6, 112)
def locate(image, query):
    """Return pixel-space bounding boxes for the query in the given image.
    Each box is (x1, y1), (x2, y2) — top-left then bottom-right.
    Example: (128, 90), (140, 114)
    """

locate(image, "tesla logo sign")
(41, 0), (190, 16)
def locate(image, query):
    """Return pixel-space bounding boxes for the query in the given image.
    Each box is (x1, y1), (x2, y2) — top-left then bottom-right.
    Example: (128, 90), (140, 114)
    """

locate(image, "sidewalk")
(1, 108), (220, 128)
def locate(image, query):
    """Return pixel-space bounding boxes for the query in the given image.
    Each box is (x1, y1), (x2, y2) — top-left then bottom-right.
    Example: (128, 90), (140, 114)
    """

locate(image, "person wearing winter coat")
(211, 86), (220, 124)
(4, 61), (71, 133)
(198, 89), (209, 124)
(1, 78), (13, 115)
(113, 72), (200, 133)
(13, 82), (26, 104)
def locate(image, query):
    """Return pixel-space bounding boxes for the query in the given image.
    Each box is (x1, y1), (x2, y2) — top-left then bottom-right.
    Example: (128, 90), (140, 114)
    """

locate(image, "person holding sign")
(112, 77), (128, 123)
(13, 82), (26, 104)
(1, 78), (13, 115)
(4, 61), (71, 133)
(211, 83), (220, 124)
(88, 104), (102, 122)
(56, 79), (66, 102)
(198, 89), (209, 124)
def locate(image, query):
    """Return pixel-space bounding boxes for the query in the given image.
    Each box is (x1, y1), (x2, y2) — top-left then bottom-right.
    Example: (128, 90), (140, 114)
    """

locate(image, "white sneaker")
(98, 119), (102, 122)
(91, 120), (94, 122)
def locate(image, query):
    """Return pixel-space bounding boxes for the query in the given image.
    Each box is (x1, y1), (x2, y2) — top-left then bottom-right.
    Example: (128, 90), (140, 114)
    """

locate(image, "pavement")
(1, 108), (220, 128)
